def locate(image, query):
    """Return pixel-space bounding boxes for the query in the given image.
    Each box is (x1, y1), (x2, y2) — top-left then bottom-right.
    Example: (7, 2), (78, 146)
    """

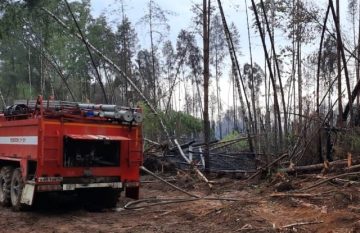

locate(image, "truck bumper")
(62, 182), (122, 191)
(21, 182), (123, 206)
(35, 181), (123, 192)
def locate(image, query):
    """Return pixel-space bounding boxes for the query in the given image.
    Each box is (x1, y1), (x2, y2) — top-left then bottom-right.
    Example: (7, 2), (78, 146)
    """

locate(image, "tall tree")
(245, 0), (257, 135)
(251, 0), (282, 150)
(162, 40), (176, 111)
(176, 30), (203, 118)
(138, 0), (172, 108)
(281, 0), (320, 128)
(203, 0), (211, 173)
(87, 15), (117, 103)
(135, 49), (159, 103)
(347, 0), (359, 106)
(243, 62), (264, 119)
(336, 0), (342, 125)
(210, 14), (226, 139)
(259, 0), (288, 138)
(115, 16), (138, 105)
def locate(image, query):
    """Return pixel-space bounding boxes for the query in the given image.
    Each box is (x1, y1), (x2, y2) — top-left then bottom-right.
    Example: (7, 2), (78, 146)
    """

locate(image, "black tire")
(0, 166), (14, 207)
(10, 168), (26, 211)
(79, 188), (120, 211)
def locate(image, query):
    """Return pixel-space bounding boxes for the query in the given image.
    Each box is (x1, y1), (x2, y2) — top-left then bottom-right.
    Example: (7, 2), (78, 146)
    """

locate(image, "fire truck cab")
(0, 97), (143, 210)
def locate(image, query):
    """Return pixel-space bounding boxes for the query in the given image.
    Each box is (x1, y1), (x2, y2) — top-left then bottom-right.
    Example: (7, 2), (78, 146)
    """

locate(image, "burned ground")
(0, 174), (359, 233)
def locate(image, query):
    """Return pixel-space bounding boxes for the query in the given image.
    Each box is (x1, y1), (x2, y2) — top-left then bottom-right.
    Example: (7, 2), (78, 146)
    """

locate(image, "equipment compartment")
(63, 138), (120, 167)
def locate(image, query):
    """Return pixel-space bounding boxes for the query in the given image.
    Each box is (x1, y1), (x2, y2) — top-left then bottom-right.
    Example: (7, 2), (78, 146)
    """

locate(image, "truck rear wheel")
(10, 168), (26, 211)
(0, 166), (14, 207)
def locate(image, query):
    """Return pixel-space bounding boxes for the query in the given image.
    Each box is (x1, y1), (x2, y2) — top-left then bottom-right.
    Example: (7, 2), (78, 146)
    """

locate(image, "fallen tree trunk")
(281, 221), (323, 229)
(173, 139), (212, 186)
(210, 137), (251, 151)
(144, 138), (162, 146)
(188, 151), (254, 158)
(211, 169), (257, 173)
(169, 140), (196, 152)
(301, 171), (360, 191)
(247, 153), (288, 181)
(192, 140), (219, 148)
(346, 164), (360, 171)
(270, 193), (320, 198)
(281, 159), (360, 173)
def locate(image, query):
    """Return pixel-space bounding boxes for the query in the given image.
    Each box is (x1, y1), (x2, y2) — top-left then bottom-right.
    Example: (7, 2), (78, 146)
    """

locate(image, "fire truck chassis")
(0, 97), (143, 211)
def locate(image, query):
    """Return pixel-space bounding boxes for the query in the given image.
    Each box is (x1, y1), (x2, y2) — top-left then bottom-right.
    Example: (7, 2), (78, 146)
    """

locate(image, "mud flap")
(20, 183), (35, 206)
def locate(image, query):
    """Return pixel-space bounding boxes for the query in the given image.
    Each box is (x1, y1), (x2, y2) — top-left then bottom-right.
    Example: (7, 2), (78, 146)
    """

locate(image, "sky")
(88, 0), (267, 113)
(88, 0), (352, 116)
(89, 0), (264, 63)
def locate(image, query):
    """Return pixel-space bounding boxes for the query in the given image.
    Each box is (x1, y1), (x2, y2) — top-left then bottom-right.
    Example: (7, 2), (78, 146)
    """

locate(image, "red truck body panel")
(0, 100), (143, 203)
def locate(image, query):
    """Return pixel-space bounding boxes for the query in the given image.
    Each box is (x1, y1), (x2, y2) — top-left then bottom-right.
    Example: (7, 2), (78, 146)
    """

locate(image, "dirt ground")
(0, 173), (360, 233)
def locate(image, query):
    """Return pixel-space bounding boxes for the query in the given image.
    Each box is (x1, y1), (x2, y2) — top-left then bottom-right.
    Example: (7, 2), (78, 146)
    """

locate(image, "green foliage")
(165, 110), (202, 138)
(0, 0), (128, 104)
(139, 102), (202, 141)
(220, 131), (249, 152)
(338, 131), (360, 154)
(349, 135), (360, 152)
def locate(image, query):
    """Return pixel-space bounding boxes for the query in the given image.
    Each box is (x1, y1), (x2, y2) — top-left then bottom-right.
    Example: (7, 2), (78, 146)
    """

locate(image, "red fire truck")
(0, 97), (143, 210)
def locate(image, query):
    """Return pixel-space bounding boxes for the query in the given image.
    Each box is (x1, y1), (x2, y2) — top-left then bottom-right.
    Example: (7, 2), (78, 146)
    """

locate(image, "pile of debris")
(143, 137), (257, 174)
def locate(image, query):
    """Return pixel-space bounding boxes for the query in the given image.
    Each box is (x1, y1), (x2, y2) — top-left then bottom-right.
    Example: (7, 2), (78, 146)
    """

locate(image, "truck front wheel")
(0, 166), (14, 206)
(10, 168), (26, 211)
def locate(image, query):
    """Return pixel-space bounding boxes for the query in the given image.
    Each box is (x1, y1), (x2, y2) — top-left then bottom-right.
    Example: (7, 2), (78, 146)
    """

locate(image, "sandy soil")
(0, 174), (359, 233)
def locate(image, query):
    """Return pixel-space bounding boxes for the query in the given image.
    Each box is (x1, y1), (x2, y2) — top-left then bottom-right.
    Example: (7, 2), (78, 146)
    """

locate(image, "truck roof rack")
(4, 98), (143, 124)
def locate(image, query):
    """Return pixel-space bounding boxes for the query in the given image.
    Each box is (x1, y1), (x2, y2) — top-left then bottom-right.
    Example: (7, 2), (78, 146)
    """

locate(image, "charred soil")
(0, 175), (359, 232)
